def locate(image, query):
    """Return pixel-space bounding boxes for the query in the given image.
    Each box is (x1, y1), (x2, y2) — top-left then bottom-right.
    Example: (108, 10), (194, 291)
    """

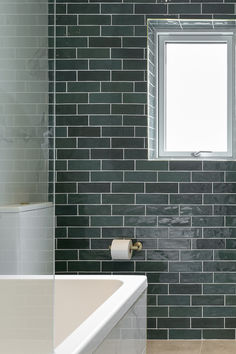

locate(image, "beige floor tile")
(147, 340), (202, 354)
(201, 340), (236, 354)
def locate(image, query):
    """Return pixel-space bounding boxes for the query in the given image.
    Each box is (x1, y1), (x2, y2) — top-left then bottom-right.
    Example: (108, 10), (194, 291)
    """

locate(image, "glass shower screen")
(0, 1), (55, 353)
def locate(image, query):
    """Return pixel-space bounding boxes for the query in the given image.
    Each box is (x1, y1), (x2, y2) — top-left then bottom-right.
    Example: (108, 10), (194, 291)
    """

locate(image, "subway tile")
(203, 228), (236, 238)
(78, 71), (110, 81)
(170, 307), (201, 318)
(180, 273), (213, 284)
(123, 60), (147, 70)
(68, 82), (100, 92)
(204, 194), (236, 204)
(203, 284), (236, 295)
(91, 171), (123, 182)
(68, 261), (100, 272)
(192, 296), (224, 306)
(147, 250), (179, 261)
(192, 217), (224, 227)
(225, 318), (236, 328)
(146, 183), (178, 193)
(78, 183), (110, 193)
(91, 216), (123, 226)
(57, 172), (89, 182)
(79, 205), (111, 216)
(102, 227), (134, 238)
(112, 70), (144, 82)
(68, 4), (99, 13)
(147, 205), (179, 215)
(202, 3), (234, 13)
(112, 137), (144, 147)
(90, 115), (122, 126)
(112, 205), (145, 215)
(68, 160), (100, 170)
(77, 48), (110, 58)
(158, 318), (190, 329)
(159, 216), (191, 227)
(68, 228), (100, 239)
(180, 205), (212, 216)
(78, 138), (110, 148)
(169, 284), (202, 294)
(226, 296), (236, 305)
(148, 307), (168, 317)
(125, 172), (157, 182)
(147, 273), (179, 284)
(112, 182), (144, 193)
(102, 261), (134, 272)
(203, 329), (235, 339)
(102, 193), (134, 204)
(136, 160), (168, 170)
(101, 4), (133, 13)
(181, 250), (213, 261)
(101, 82), (133, 92)
(159, 172), (190, 182)
(192, 318), (224, 329)
(180, 183), (212, 193)
(57, 238), (89, 249)
(204, 307), (236, 317)
(169, 330), (201, 340)
(192, 172), (224, 182)
(158, 239), (191, 250)
(204, 161), (236, 170)
(136, 228), (168, 239)
(91, 149), (123, 160)
(169, 4), (201, 13)
(204, 261), (236, 272)
(135, 4), (167, 14)
(170, 194), (202, 204)
(68, 194), (100, 205)
(125, 216), (157, 226)
(112, 14), (144, 25)
(158, 295), (190, 306)
(214, 250), (236, 260)
(214, 273), (236, 283)
(136, 261), (168, 272)
(169, 262), (202, 273)
(148, 284), (168, 294)
(79, 15), (111, 25)
(214, 183), (236, 193)
(102, 26), (134, 36)
(112, 49), (144, 59)
(169, 228), (202, 238)
(56, 37), (87, 47)
(68, 26), (100, 36)
(90, 60), (121, 70)
(89, 37), (121, 47)
(147, 330), (167, 340)
(123, 93), (147, 104)
(136, 194), (169, 204)
(192, 239), (225, 250)
(170, 161), (202, 170)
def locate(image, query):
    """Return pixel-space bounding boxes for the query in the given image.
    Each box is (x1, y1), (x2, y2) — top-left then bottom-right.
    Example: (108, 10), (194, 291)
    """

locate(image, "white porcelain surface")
(55, 275), (147, 354)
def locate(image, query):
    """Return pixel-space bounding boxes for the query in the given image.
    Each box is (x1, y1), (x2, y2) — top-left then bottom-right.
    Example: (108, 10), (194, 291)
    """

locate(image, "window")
(147, 20), (236, 160)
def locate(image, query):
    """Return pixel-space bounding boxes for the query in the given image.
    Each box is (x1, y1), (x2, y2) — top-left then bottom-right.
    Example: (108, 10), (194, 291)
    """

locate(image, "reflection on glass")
(0, 1), (54, 353)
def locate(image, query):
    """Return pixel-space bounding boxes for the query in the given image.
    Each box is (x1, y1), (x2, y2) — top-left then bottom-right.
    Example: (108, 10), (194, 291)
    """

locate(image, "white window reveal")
(147, 20), (236, 160)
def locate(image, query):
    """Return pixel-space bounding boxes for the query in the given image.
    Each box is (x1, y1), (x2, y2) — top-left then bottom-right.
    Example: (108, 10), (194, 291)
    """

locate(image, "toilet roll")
(110, 239), (133, 260)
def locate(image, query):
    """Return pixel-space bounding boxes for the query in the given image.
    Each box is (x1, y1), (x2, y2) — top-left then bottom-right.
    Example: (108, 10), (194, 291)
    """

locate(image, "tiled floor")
(147, 340), (236, 354)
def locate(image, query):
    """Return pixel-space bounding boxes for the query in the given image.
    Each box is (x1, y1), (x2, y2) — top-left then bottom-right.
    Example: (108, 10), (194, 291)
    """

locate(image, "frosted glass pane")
(165, 42), (228, 152)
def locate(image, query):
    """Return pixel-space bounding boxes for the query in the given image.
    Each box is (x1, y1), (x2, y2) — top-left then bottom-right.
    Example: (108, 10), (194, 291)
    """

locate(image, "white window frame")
(157, 32), (234, 159)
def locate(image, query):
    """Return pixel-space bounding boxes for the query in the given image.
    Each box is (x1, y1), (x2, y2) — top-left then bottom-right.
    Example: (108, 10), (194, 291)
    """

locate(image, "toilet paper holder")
(109, 240), (142, 252)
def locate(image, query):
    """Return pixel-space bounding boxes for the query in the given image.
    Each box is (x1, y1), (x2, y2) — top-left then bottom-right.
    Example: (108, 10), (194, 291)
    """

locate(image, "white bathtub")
(55, 275), (147, 354)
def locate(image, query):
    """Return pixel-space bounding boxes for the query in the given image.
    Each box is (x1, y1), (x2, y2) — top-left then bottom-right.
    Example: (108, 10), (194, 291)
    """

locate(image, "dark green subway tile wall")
(55, 0), (236, 340)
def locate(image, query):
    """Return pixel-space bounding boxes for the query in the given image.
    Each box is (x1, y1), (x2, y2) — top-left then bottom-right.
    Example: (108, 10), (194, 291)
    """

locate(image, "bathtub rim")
(54, 275), (147, 354)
